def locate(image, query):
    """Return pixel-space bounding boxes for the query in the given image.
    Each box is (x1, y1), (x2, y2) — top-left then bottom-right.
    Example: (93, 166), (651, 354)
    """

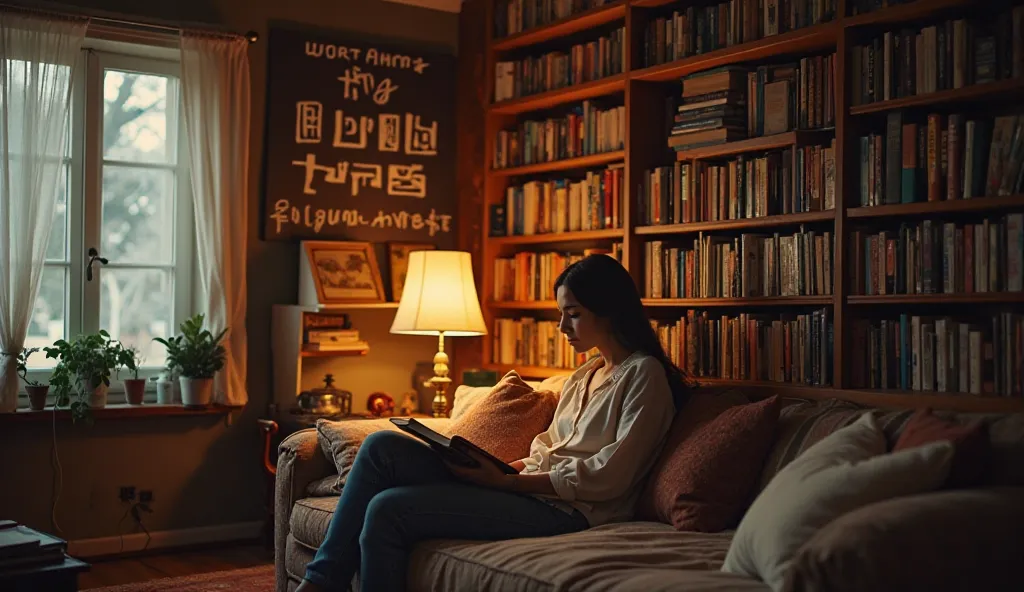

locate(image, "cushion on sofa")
(722, 412), (954, 591)
(408, 522), (770, 592)
(444, 370), (558, 463)
(782, 487), (1024, 592)
(451, 373), (570, 421)
(637, 394), (779, 532)
(893, 408), (991, 488)
(316, 417), (451, 486)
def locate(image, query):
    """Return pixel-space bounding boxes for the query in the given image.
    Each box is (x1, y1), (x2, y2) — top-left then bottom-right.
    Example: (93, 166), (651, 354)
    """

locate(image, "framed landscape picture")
(388, 242), (436, 302)
(303, 241), (385, 303)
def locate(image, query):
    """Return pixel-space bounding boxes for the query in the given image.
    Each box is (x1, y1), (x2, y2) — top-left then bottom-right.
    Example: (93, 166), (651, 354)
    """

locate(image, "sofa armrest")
(783, 487), (1024, 592)
(316, 417), (451, 486)
(274, 428), (333, 591)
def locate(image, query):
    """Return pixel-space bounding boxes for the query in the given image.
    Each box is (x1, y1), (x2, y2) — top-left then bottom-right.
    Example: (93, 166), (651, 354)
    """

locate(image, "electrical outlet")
(139, 490), (153, 504)
(119, 486), (136, 502)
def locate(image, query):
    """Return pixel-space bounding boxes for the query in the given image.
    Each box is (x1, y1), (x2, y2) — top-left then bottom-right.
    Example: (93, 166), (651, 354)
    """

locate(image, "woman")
(297, 253), (692, 591)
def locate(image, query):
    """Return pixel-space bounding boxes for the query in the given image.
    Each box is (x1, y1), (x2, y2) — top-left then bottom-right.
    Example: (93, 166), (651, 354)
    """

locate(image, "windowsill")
(0, 403), (239, 423)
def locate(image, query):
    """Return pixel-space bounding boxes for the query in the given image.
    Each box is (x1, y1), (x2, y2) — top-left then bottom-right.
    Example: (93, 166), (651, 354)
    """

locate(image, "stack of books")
(668, 66), (748, 152)
(303, 314), (369, 353)
(0, 521), (67, 573)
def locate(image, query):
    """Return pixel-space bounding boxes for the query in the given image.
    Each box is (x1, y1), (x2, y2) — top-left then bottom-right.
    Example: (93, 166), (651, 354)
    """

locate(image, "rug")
(86, 565), (275, 592)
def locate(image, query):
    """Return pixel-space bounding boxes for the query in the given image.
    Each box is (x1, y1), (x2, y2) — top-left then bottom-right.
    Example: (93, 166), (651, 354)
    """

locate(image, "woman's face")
(556, 285), (605, 353)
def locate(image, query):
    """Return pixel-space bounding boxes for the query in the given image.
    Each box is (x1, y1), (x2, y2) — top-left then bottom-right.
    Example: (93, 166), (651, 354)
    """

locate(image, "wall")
(0, 0), (457, 544)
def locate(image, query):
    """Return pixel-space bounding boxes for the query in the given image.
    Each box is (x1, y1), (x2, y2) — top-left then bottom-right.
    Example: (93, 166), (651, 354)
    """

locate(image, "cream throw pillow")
(721, 412), (954, 591)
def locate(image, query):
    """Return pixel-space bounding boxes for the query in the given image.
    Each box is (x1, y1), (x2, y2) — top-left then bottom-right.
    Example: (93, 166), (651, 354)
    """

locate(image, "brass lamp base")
(424, 332), (452, 418)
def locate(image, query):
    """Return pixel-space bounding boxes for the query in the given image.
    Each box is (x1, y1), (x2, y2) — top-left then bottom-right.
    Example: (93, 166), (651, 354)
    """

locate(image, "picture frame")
(388, 242), (436, 302)
(303, 240), (385, 304)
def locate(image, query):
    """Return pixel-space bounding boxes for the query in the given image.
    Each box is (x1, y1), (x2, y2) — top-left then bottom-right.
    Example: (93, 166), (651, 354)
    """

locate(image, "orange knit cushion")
(445, 371), (558, 463)
(637, 394), (780, 532)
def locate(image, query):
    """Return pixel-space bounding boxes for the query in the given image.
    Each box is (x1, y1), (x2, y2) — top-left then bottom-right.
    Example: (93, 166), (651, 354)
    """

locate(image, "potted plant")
(154, 314), (227, 408)
(44, 331), (134, 422)
(121, 346), (147, 405)
(16, 347), (49, 411)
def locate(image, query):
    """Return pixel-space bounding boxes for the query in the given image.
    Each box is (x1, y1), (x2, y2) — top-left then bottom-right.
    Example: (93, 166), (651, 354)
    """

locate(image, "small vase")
(124, 378), (147, 405)
(25, 385), (49, 411)
(89, 382), (109, 408)
(180, 376), (213, 408)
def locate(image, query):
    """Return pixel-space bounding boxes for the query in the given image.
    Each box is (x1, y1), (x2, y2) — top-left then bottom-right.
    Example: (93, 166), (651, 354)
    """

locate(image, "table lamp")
(390, 250), (487, 417)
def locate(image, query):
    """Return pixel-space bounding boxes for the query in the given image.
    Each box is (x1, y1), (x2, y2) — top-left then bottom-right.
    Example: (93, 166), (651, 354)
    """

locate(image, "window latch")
(86, 247), (108, 282)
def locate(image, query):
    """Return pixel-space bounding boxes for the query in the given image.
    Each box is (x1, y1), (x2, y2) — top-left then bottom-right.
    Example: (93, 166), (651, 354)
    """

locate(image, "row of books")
(494, 27), (625, 102)
(668, 56), (835, 152)
(639, 141), (836, 226)
(642, 0), (837, 68)
(490, 164), (623, 237)
(851, 8), (1024, 106)
(848, 0), (916, 15)
(492, 247), (621, 302)
(493, 0), (614, 39)
(654, 308), (833, 385)
(860, 112), (1024, 207)
(644, 229), (834, 299)
(491, 317), (594, 369)
(850, 313), (1022, 397)
(493, 102), (625, 170)
(850, 215), (1024, 296)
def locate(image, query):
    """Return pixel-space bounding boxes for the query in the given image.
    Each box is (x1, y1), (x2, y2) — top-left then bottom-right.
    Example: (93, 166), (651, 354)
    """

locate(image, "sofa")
(273, 382), (1024, 592)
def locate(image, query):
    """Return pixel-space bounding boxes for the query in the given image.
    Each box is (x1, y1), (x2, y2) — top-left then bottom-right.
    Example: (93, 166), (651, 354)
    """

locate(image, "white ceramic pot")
(180, 376), (214, 408)
(88, 382), (109, 408)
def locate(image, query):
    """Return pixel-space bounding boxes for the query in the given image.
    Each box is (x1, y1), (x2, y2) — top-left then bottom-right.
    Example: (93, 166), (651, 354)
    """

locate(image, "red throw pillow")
(445, 371), (558, 463)
(893, 408), (991, 489)
(637, 394), (780, 532)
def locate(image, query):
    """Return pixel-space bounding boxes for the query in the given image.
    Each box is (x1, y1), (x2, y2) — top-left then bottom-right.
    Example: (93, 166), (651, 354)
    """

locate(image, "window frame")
(21, 42), (197, 404)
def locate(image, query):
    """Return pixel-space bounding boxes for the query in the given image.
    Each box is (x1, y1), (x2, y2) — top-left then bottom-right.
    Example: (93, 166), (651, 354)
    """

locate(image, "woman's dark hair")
(554, 254), (694, 411)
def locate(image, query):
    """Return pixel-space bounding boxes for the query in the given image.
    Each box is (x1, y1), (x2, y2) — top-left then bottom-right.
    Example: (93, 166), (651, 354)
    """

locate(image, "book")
(389, 418), (518, 476)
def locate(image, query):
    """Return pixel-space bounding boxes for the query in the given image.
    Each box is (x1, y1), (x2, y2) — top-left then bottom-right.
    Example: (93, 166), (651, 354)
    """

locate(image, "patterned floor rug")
(86, 565), (275, 592)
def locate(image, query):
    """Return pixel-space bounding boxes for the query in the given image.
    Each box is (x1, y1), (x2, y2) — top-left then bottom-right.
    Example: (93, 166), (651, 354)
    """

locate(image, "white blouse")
(521, 351), (676, 527)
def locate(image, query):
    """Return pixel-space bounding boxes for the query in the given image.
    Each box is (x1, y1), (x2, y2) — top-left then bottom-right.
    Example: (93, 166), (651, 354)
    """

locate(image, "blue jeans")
(303, 430), (590, 591)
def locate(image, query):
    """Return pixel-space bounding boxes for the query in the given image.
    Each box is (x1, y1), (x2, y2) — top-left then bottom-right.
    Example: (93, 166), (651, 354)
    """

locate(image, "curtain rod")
(0, 2), (259, 43)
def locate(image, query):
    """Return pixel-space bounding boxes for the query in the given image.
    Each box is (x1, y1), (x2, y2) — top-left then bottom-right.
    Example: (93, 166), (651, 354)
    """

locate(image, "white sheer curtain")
(0, 12), (87, 412)
(179, 32), (251, 406)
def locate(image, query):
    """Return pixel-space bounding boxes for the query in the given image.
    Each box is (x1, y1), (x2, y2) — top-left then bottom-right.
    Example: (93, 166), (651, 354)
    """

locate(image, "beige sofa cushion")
(408, 522), (769, 592)
(316, 417), (451, 487)
(723, 413), (954, 591)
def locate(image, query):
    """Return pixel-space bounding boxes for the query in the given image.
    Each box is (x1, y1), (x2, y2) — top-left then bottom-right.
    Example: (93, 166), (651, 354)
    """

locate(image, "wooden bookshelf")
(300, 347), (369, 358)
(491, 0), (627, 52)
(489, 74), (627, 115)
(479, 0), (1024, 410)
(490, 150), (624, 177)
(847, 195), (1024, 218)
(636, 210), (834, 235)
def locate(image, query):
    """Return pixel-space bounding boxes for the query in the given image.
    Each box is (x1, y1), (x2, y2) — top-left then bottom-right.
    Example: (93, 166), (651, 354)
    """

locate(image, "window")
(25, 45), (195, 389)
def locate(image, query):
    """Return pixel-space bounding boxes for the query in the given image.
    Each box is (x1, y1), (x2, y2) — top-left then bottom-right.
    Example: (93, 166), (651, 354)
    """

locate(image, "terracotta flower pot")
(124, 378), (147, 405)
(25, 385), (49, 411)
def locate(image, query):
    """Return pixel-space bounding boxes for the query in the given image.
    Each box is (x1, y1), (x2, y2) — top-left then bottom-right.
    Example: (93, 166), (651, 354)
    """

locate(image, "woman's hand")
(443, 448), (514, 490)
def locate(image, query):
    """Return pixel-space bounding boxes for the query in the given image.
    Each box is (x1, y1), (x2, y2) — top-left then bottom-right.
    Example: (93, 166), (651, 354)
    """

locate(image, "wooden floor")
(78, 543), (273, 589)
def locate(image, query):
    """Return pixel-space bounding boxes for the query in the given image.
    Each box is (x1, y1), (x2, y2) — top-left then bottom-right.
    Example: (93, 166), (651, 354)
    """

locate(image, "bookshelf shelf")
(489, 74), (626, 115)
(849, 78), (1024, 115)
(844, 0), (972, 28)
(643, 296), (833, 307)
(489, 300), (557, 310)
(848, 293), (1024, 305)
(635, 210), (834, 235)
(489, 228), (623, 246)
(300, 347), (369, 358)
(632, 23), (838, 83)
(847, 195), (1024, 218)
(491, 1), (627, 52)
(477, 0), (1024, 411)
(673, 130), (834, 161)
(490, 150), (624, 177)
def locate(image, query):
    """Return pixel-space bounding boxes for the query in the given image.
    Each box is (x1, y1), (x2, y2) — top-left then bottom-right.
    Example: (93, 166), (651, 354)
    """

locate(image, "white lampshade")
(390, 250), (487, 337)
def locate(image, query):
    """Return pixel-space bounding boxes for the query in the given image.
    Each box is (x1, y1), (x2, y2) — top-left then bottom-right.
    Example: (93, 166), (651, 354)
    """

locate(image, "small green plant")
(119, 345), (145, 380)
(15, 347), (44, 387)
(154, 314), (227, 379)
(44, 331), (135, 422)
